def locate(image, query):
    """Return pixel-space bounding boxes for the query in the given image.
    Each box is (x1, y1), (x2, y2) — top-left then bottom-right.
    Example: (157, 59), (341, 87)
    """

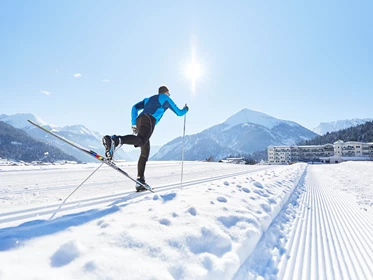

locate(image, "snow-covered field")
(1, 161), (373, 279)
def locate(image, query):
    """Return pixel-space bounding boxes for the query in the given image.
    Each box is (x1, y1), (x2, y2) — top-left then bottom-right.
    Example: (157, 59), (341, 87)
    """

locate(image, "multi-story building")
(268, 140), (373, 164)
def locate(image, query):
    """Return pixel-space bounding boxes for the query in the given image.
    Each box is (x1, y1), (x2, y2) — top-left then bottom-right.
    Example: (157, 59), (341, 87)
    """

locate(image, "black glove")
(132, 126), (137, 135)
(184, 105), (189, 111)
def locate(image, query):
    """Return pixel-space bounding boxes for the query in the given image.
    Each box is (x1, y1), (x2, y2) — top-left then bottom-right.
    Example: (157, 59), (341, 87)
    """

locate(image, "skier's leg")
(137, 139), (150, 180)
(134, 115), (155, 191)
(135, 115), (154, 180)
(103, 114), (155, 158)
(119, 114), (154, 147)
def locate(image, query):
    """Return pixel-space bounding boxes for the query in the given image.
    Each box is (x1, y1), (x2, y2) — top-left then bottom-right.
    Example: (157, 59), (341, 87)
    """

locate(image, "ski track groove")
(298, 171), (311, 280)
(276, 178), (306, 280)
(1, 179), (120, 195)
(279, 167), (373, 280)
(0, 168), (271, 225)
(314, 175), (335, 280)
(324, 179), (373, 277)
(324, 172), (357, 279)
(319, 176), (346, 279)
(279, 169), (308, 280)
(323, 179), (361, 279)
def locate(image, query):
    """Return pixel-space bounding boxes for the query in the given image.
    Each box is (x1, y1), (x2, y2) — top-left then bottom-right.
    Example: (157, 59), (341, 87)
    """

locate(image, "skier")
(102, 85), (189, 191)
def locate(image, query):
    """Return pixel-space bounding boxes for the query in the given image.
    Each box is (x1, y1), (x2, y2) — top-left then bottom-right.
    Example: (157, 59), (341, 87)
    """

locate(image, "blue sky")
(1, 0), (372, 146)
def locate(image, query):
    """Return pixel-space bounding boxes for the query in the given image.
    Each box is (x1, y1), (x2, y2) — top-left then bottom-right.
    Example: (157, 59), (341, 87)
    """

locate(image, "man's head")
(158, 85), (170, 96)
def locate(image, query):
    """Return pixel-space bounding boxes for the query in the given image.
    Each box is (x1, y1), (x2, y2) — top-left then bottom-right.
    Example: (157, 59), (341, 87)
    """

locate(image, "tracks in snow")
(235, 165), (373, 280)
(278, 167), (373, 280)
(0, 167), (271, 226)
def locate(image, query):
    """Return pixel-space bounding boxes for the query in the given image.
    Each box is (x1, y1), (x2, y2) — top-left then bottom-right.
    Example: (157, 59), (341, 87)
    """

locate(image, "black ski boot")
(136, 177), (151, 192)
(102, 135), (115, 160)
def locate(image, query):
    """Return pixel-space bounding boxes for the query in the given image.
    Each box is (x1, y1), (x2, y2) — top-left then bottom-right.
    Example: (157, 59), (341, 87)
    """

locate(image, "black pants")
(119, 114), (156, 179)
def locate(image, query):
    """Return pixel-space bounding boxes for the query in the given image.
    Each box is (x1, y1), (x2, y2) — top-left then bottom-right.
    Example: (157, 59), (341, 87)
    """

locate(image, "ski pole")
(49, 162), (104, 220)
(181, 106), (187, 186)
(49, 144), (123, 220)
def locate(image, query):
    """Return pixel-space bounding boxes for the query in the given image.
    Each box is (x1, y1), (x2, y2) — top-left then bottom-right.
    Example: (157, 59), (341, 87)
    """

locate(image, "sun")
(182, 41), (206, 95)
(185, 60), (202, 82)
(184, 56), (203, 95)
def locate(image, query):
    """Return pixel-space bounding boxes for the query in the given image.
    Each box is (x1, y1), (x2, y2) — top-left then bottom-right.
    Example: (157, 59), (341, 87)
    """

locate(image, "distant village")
(268, 140), (373, 164)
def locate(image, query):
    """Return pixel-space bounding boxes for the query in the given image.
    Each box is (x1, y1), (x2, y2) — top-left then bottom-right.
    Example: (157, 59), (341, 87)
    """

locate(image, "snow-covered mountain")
(152, 109), (318, 161)
(0, 113), (47, 130)
(0, 114), (133, 162)
(312, 118), (373, 135)
(0, 121), (78, 162)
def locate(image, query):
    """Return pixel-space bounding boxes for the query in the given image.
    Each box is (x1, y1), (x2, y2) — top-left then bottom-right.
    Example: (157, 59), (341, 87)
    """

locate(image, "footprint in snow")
(223, 181), (229, 186)
(161, 193), (177, 202)
(254, 189), (269, 197)
(261, 203), (272, 213)
(218, 215), (260, 228)
(84, 261), (96, 272)
(253, 181), (264, 189)
(242, 188), (251, 193)
(188, 207), (197, 216)
(97, 219), (109, 228)
(159, 218), (171, 226)
(217, 196), (227, 203)
(186, 227), (232, 258)
(50, 241), (80, 267)
(268, 198), (277, 204)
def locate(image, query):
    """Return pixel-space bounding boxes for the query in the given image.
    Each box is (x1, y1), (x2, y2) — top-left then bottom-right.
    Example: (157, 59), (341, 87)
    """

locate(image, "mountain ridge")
(0, 121), (78, 162)
(152, 108), (318, 161)
(2, 111), (372, 162)
(312, 118), (373, 135)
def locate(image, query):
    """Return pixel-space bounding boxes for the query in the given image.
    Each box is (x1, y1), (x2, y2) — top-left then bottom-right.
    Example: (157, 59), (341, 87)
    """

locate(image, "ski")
(27, 119), (154, 193)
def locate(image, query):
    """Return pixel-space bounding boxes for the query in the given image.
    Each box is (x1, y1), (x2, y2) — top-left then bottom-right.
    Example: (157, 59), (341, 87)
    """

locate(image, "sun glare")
(186, 60), (202, 82)
(184, 47), (203, 95)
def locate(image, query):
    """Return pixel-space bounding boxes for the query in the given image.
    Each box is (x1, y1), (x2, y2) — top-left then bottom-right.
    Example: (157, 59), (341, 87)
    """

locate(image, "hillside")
(299, 121), (373, 145)
(152, 109), (317, 161)
(0, 121), (79, 162)
(312, 118), (373, 135)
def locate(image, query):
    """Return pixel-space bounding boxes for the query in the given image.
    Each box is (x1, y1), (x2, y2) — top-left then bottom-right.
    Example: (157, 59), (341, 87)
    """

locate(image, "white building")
(268, 140), (373, 164)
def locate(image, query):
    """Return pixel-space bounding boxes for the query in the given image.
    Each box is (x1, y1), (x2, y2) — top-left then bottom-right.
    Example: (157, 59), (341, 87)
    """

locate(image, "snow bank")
(0, 163), (306, 280)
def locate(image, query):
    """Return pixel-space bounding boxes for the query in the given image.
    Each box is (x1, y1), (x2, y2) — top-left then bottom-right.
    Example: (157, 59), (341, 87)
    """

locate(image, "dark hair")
(158, 85), (169, 94)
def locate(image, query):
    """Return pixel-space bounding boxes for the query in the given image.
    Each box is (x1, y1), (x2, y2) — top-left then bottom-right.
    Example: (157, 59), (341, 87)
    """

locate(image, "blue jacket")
(131, 94), (188, 126)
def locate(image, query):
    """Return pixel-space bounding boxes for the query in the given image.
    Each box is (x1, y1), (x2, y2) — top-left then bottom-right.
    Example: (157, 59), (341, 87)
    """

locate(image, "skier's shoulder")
(145, 94), (159, 102)
(158, 93), (174, 103)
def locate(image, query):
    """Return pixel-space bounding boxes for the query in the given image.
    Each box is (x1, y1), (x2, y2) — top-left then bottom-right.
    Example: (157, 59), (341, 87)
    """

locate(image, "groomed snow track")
(235, 165), (373, 280)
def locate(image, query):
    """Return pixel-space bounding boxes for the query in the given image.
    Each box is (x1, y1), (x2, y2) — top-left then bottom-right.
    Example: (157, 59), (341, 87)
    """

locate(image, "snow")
(63, 125), (101, 139)
(312, 118), (373, 135)
(1, 161), (373, 279)
(223, 108), (298, 130)
(0, 113), (47, 130)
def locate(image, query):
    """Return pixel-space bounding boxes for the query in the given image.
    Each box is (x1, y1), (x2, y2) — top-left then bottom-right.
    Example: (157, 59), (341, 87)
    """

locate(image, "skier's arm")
(131, 100), (145, 126)
(164, 96), (188, 116)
